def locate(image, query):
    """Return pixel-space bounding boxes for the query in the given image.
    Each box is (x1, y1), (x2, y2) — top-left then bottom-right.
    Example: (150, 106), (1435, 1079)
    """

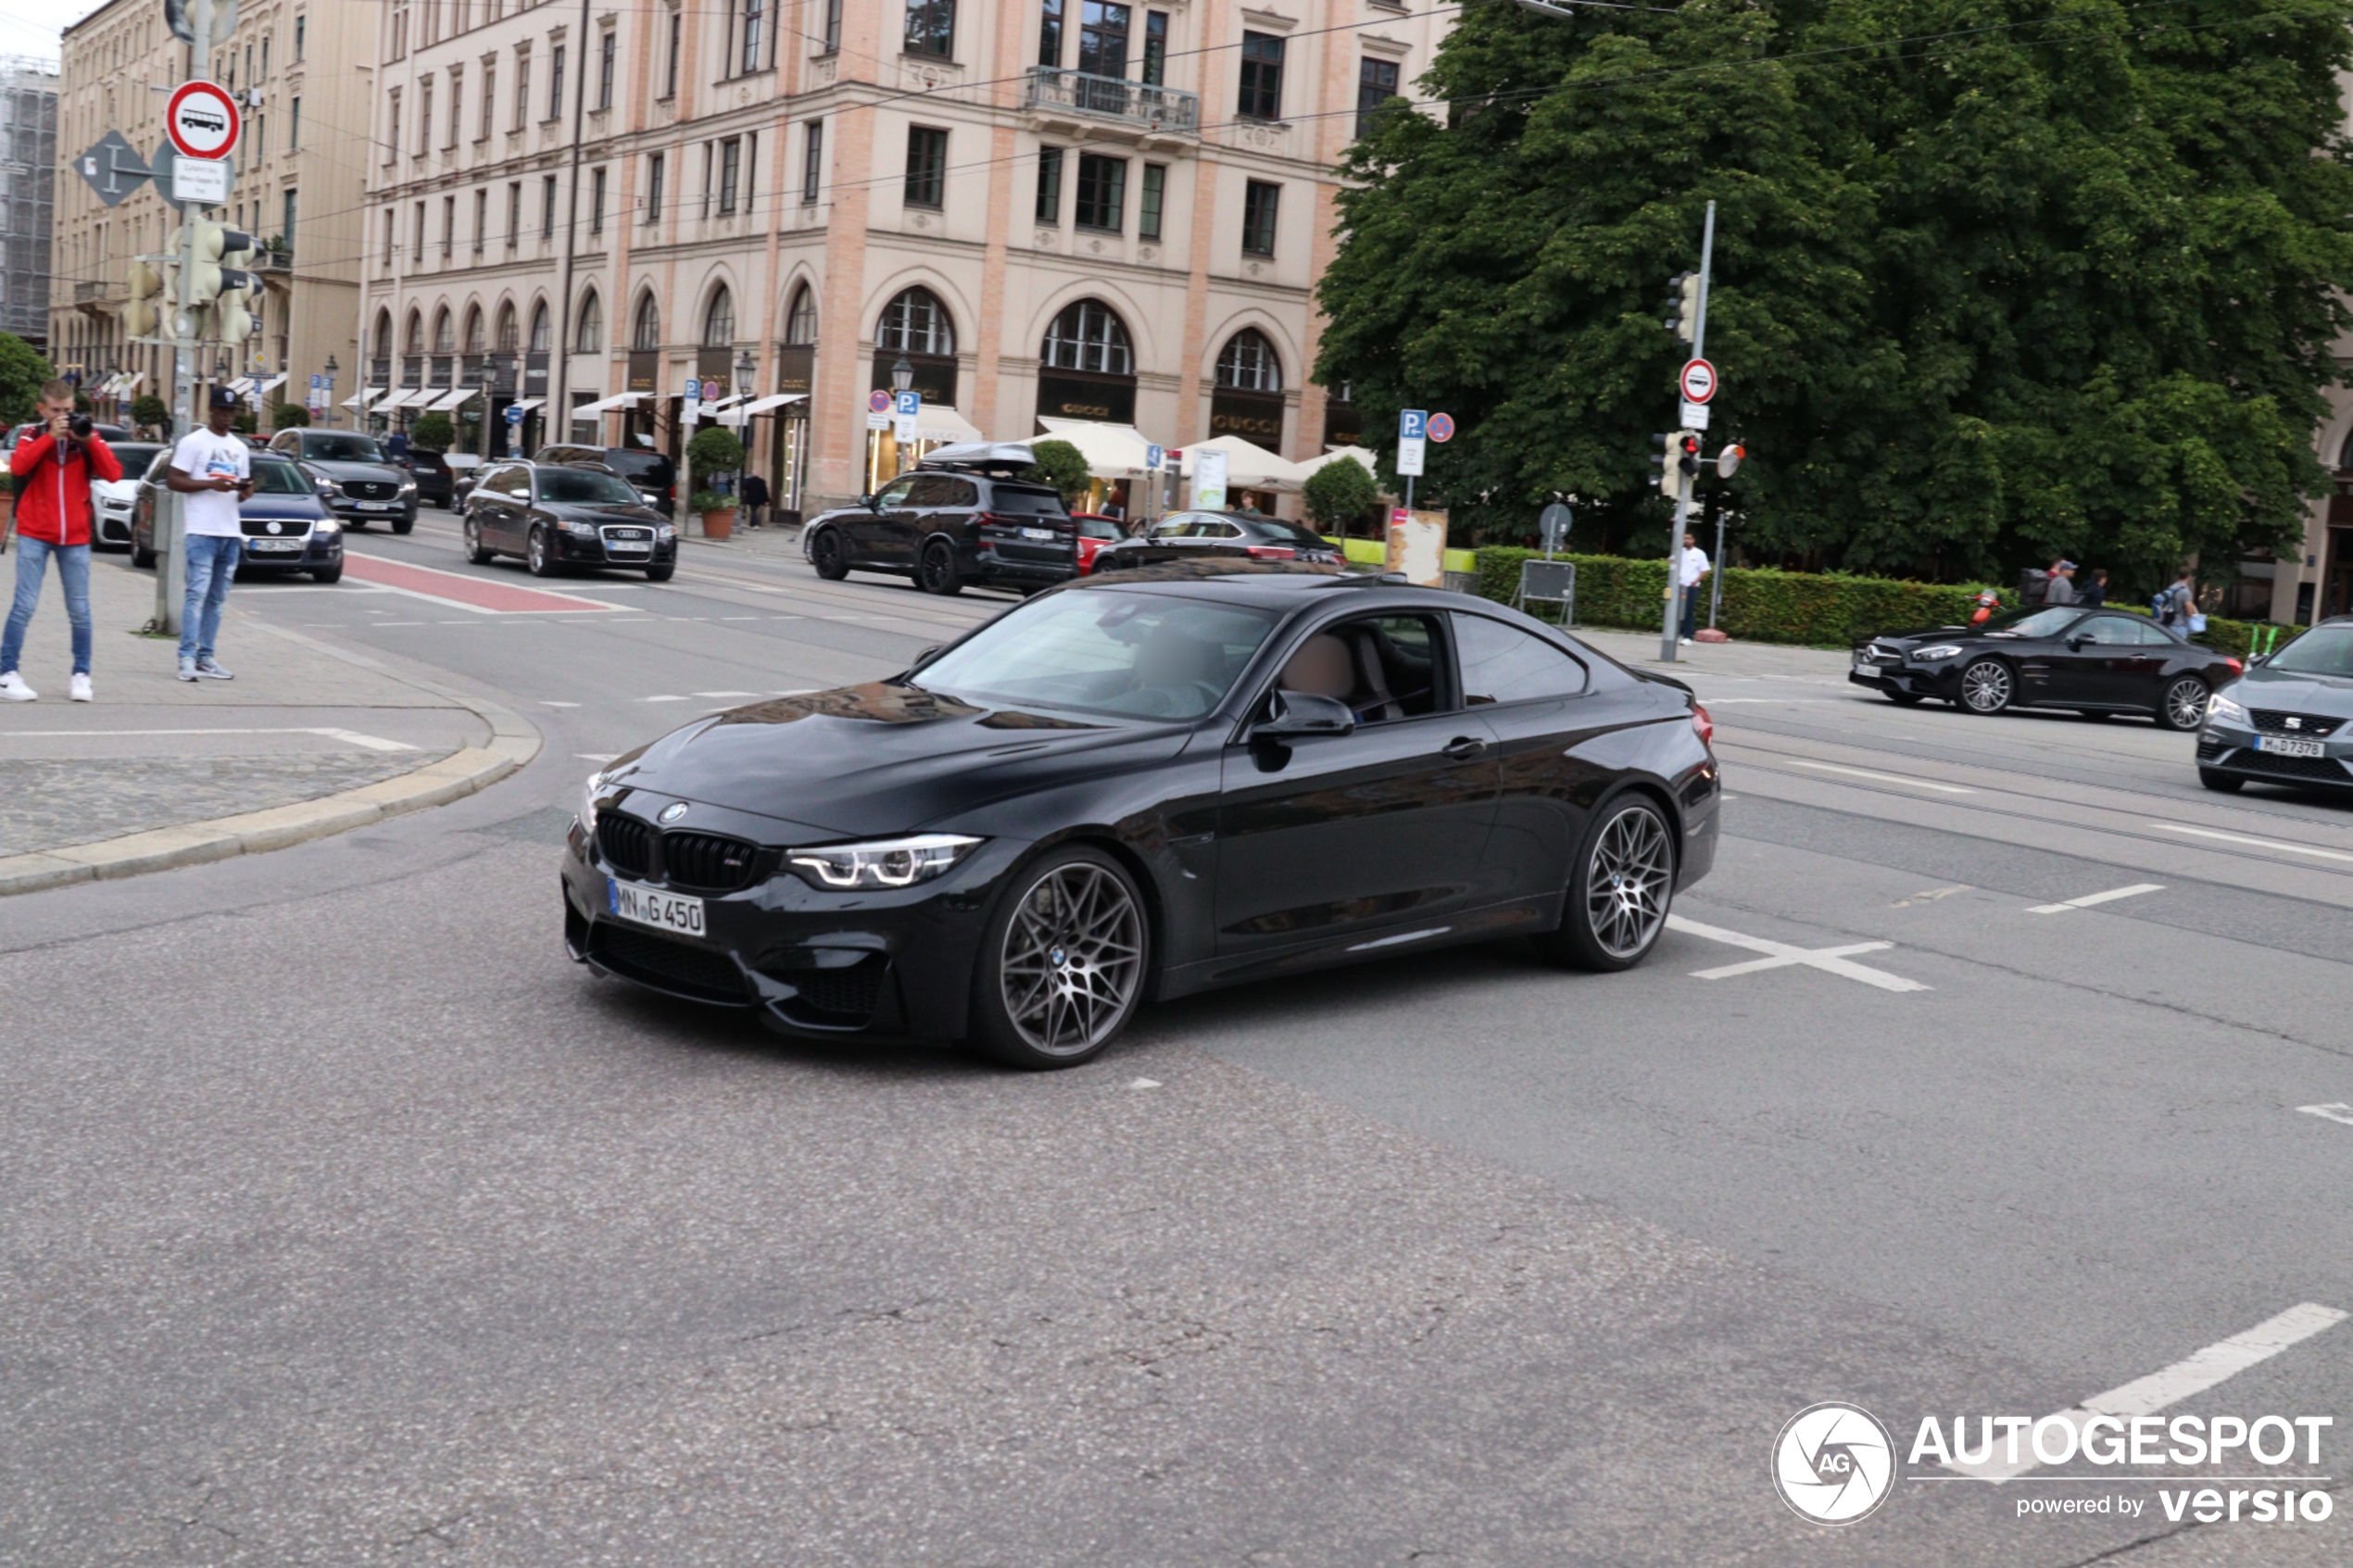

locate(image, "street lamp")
(890, 356), (913, 395)
(323, 354), (339, 426)
(734, 349), (756, 399)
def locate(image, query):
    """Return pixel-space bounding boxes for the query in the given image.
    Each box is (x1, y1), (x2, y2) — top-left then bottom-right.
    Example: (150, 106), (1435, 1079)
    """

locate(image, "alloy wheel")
(2162, 677), (2209, 731)
(998, 862), (1144, 1059)
(1584, 803), (1674, 961)
(1961, 659), (2012, 714)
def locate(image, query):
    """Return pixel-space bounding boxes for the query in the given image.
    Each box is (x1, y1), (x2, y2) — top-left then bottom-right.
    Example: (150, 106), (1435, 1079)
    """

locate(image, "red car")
(1071, 512), (1129, 574)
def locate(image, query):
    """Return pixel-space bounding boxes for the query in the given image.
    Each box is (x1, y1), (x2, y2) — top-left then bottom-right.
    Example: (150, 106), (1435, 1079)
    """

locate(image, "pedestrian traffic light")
(167, 221), (256, 304)
(125, 258), (164, 338)
(1649, 431), (1684, 501)
(211, 272), (258, 345)
(1662, 270), (1701, 343)
(1677, 431), (1703, 482)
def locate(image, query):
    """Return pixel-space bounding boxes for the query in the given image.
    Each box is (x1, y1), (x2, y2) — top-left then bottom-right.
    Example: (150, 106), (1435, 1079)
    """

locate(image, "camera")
(67, 413), (94, 440)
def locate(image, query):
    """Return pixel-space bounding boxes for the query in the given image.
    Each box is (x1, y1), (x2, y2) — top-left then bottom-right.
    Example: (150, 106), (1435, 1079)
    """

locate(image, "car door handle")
(1442, 736), (1489, 760)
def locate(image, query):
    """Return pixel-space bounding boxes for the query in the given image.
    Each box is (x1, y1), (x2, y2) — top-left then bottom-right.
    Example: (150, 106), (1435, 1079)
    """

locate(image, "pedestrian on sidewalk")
(1677, 530), (1711, 645)
(2156, 567), (2197, 633)
(2080, 568), (2108, 608)
(739, 471), (770, 530)
(2043, 560), (2078, 606)
(2, 380), (120, 703)
(167, 387), (254, 683)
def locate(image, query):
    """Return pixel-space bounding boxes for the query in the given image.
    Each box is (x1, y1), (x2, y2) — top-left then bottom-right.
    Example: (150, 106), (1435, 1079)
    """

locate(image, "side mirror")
(1252, 690), (1355, 742)
(912, 644), (942, 667)
(2065, 635), (2087, 651)
(861, 494), (880, 511)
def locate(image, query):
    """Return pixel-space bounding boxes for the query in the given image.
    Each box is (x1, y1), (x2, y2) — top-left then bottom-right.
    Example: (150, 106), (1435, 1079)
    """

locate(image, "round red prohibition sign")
(1680, 358), (1718, 404)
(166, 81), (240, 160)
(868, 389), (892, 413)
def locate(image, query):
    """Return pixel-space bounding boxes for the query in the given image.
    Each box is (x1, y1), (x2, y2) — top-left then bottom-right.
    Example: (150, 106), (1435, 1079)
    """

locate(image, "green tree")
(131, 394), (170, 433)
(1, 333), (56, 426)
(1302, 454), (1379, 534)
(408, 412), (455, 452)
(1316, 0), (2353, 591)
(1023, 437), (1091, 505)
(272, 402), (311, 430)
(686, 425), (746, 475)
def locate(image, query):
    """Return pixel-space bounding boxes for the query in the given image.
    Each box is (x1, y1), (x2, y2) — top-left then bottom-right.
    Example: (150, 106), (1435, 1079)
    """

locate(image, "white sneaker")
(69, 672), (92, 702)
(195, 658), (234, 681)
(177, 658), (199, 683)
(1679, 637), (1693, 646)
(0, 671), (35, 701)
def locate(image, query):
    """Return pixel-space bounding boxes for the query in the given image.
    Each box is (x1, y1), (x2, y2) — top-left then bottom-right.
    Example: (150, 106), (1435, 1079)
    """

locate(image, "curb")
(0, 626), (544, 898)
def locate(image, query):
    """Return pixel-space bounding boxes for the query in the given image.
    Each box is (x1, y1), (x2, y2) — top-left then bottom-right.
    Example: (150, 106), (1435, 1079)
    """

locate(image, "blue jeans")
(1, 537), (93, 676)
(1680, 580), (1703, 639)
(179, 534), (242, 662)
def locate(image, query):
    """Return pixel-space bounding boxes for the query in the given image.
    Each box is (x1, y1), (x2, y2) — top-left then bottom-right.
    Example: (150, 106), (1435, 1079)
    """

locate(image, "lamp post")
(889, 357), (914, 478)
(323, 353), (339, 428)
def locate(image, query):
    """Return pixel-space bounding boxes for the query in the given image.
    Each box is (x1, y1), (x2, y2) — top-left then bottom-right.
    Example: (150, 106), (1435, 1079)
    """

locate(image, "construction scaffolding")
(0, 56), (57, 349)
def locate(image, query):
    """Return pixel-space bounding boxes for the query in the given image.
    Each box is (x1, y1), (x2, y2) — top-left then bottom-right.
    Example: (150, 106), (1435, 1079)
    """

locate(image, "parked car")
(1070, 512), (1129, 574)
(461, 458), (677, 580)
(562, 562), (1719, 1066)
(446, 452), (484, 506)
(2196, 617), (2353, 794)
(1092, 509), (1346, 571)
(266, 429), (418, 532)
(130, 452), (344, 583)
(800, 443), (1077, 596)
(89, 442), (170, 549)
(533, 444), (676, 516)
(1848, 604), (2241, 728)
(399, 447), (456, 508)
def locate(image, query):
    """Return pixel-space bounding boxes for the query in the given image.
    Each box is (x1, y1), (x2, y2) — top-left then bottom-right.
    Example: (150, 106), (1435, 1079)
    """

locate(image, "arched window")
(632, 293), (661, 351)
(575, 291), (602, 354)
(403, 310), (424, 355)
(373, 310), (395, 358)
(2338, 430), (2353, 471)
(1215, 328), (1281, 393)
(528, 301), (550, 352)
(495, 302), (519, 353)
(784, 283), (818, 345)
(462, 305), (485, 354)
(432, 307), (455, 354)
(875, 286), (954, 356)
(1040, 299), (1131, 376)
(703, 284), (736, 346)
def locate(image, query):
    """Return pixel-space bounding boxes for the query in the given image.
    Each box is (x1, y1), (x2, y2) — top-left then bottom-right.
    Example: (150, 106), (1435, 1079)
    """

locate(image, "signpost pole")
(1661, 201), (1716, 663)
(155, 0), (220, 639)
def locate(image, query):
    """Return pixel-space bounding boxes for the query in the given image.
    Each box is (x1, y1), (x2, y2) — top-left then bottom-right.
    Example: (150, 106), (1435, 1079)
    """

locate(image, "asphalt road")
(3, 516), (2347, 1566)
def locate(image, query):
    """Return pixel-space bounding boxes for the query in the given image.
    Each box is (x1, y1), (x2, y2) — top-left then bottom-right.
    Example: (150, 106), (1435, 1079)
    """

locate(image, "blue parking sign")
(1400, 409), (1428, 442)
(1146, 444), (1164, 469)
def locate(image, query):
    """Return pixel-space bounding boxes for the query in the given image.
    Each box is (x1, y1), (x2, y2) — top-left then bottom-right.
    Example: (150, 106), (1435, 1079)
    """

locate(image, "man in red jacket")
(4, 380), (121, 702)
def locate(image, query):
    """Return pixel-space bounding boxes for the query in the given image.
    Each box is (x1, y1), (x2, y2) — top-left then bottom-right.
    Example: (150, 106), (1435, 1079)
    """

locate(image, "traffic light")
(166, 221), (255, 305)
(1651, 431), (1703, 500)
(1661, 270), (1701, 343)
(1677, 431), (1703, 483)
(125, 258), (164, 337)
(211, 272), (258, 345)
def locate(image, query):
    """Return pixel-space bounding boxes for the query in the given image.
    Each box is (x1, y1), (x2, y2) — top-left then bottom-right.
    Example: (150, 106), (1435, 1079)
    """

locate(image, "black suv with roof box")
(799, 442), (1076, 596)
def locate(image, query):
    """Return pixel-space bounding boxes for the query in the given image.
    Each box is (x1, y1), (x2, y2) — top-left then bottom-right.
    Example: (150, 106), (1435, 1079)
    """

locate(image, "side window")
(1454, 614), (1588, 704)
(145, 451), (175, 482)
(1273, 613), (1446, 722)
(2123, 619), (2174, 645)
(904, 474), (955, 508)
(2078, 616), (2134, 644)
(946, 478), (981, 508)
(1202, 521), (1243, 539)
(875, 476), (920, 508)
(1150, 519), (1192, 539)
(497, 466), (532, 497)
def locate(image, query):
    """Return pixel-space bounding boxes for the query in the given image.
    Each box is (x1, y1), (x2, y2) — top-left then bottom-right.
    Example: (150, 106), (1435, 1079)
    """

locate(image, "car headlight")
(562, 520), (598, 536)
(1911, 645), (1964, 661)
(655, 525), (675, 542)
(2207, 692), (2248, 726)
(313, 519), (340, 534)
(786, 834), (984, 890)
(313, 477), (340, 495)
(579, 771), (604, 834)
(398, 478), (418, 494)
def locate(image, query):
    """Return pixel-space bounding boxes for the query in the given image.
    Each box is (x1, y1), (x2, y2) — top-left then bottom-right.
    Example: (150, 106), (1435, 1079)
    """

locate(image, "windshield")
(915, 589), (1280, 721)
(1977, 607), (2081, 639)
(601, 451), (671, 479)
(536, 468), (643, 506)
(108, 444), (167, 475)
(306, 434), (385, 462)
(1250, 518), (1334, 549)
(250, 460), (314, 495)
(2267, 625), (2353, 678)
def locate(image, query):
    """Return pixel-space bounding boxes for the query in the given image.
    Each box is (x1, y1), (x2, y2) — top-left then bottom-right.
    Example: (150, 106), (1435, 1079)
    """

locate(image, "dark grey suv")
(268, 429), (418, 532)
(800, 444), (1076, 596)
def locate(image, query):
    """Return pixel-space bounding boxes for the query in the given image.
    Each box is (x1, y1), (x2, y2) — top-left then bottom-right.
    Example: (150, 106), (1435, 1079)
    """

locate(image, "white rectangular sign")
(1193, 447), (1229, 511)
(1680, 400), (1712, 430)
(170, 157), (229, 205)
(1395, 435), (1426, 478)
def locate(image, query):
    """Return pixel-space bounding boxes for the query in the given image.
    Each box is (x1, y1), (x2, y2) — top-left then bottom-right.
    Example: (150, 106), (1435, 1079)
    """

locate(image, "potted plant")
(688, 489), (737, 539)
(686, 427), (747, 539)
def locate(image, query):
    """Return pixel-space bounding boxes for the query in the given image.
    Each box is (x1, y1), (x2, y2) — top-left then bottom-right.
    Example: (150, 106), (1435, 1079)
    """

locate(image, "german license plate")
(358, 500), (397, 511)
(2258, 735), (2325, 759)
(1022, 526), (1056, 540)
(249, 538), (301, 552)
(609, 878), (705, 935)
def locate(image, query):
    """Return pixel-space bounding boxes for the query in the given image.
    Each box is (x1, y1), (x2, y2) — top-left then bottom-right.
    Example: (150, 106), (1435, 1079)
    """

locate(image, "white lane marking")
(1780, 759), (1977, 794)
(639, 695), (689, 703)
(1345, 926), (1451, 952)
(2298, 1103), (2353, 1127)
(2152, 822), (2353, 865)
(691, 690), (761, 698)
(720, 616), (759, 621)
(577, 752), (618, 763)
(539, 700), (581, 708)
(1694, 696), (1842, 704)
(1, 726), (416, 752)
(1944, 1303), (2349, 1483)
(2028, 883), (2165, 915)
(769, 688), (819, 696)
(1666, 915), (1930, 993)
(1892, 885), (1971, 908)
(1128, 1078), (1162, 1090)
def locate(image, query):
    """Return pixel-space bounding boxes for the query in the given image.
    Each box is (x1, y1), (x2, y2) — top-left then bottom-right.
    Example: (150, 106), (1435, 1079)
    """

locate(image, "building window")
(507, 182), (522, 247)
(876, 287), (954, 355)
(514, 52), (531, 131)
(785, 284), (818, 345)
(463, 307), (485, 355)
(419, 80), (433, 153)
(598, 31), (615, 109)
(802, 120), (824, 203)
(1038, 0), (1062, 68)
(717, 137), (742, 213)
(1357, 56), (1400, 137)
(704, 286), (735, 347)
(472, 187), (487, 252)
(447, 72), (462, 145)
(1077, 2), (1127, 79)
(405, 311), (423, 356)
(1239, 31), (1284, 120)
(480, 67), (495, 140)
(1035, 145), (1063, 223)
(441, 194), (456, 257)
(386, 90), (401, 163)
(1041, 300), (1131, 374)
(1074, 153), (1125, 231)
(497, 302), (518, 352)
(663, 10), (681, 95)
(589, 167), (607, 233)
(824, 0), (843, 53)
(1216, 328), (1282, 391)
(434, 307), (455, 354)
(547, 44), (565, 120)
(1242, 180), (1278, 257)
(739, 0), (764, 73)
(646, 151), (665, 223)
(542, 174), (558, 238)
(632, 294), (661, 351)
(575, 291), (602, 353)
(296, 14), (306, 60)
(382, 209), (395, 268)
(1142, 10), (1167, 84)
(904, 126), (947, 208)
(281, 189), (296, 246)
(904, 0), (954, 58)
(412, 200), (425, 261)
(290, 96), (301, 150)
(530, 302), (550, 353)
(1139, 162), (1164, 241)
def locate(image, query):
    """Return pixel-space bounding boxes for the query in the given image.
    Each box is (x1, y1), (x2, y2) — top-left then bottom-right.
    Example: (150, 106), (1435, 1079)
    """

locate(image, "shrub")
(271, 402), (310, 429)
(131, 394), (170, 432)
(688, 490), (736, 514)
(1475, 548), (1998, 646)
(686, 426), (746, 474)
(1302, 456), (1379, 533)
(1022, 437), (1091, 506)
(409, 412), (455, 452)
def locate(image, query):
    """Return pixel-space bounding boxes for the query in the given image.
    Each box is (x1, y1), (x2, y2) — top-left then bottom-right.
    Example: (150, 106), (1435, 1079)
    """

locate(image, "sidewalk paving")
(0, 552), (534, 888)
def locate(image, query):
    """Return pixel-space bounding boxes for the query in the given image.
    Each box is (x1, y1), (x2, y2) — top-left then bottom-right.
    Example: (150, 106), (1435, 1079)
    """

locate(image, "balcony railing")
(74, 280), (111, 302)
(1022, 67), (1198, 133)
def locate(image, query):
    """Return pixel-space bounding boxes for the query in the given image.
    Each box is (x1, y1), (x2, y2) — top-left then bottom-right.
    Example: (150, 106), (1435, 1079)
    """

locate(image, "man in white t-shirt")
(166, 387), (254, 682)
(1678, 531), (1712, 645)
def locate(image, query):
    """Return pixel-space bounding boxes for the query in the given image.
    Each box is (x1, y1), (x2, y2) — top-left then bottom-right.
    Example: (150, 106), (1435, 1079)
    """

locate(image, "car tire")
(1959, 658), (2014, 715)
(463, 517), (494, 565)
(391, 515), (415, 535)
(2199, 768), (2245, 793)
(1536, 794), (1677, 972)
(309, 566), (342, 584)
(969, 846), (1151, 1070)
(1883, 690), (1923, 706)
(918, 539), (963, 596)
(2157, 675), (2209, 732)
(526, 526), (559, 577)
(645, 563), (674, 582)
(811, 527), (849, 581)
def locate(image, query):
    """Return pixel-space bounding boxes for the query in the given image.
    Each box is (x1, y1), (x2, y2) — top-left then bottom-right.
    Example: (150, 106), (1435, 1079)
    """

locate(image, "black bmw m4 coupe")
(562, 564), (1720, 1068)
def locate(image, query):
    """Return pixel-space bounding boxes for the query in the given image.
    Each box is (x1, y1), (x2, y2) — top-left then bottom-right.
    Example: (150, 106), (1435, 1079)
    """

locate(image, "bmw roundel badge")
(659, 802), (689, 823)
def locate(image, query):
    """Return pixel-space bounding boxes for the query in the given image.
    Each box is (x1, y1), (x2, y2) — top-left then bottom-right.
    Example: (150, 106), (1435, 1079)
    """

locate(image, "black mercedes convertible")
(1851, 605), (2242, 728)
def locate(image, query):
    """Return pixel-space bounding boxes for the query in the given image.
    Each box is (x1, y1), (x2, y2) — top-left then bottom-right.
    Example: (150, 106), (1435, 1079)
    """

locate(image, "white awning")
(120, 372), (145, 396)
(426, 386), (478, 412)
(910, 405), (984, 445)
(507, 397), (546, 414)
(698, 393), (746, 414)
(94, 373), (123, 397)
(1036, 417), (1173, 478)
(1296, 445), (1377, 480)
(373, 388), (427, 411)
(720, 393), (805, 425)
(224, 376), (255, 396)
(343, 387), (385, 410)
(573, 392), (640, 415)
(252, 373), (288, 395)
(1190, 433), (1311, 491)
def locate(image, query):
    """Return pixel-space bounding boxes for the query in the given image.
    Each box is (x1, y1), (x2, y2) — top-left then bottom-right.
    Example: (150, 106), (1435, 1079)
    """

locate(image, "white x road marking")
(1666, 915), (1931, 992)
(2029, 883), (2164, 914)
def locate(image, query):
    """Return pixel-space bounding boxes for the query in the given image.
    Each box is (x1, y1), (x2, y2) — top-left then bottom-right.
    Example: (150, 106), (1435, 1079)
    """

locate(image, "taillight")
(1691, 703), (1715, 748)
(1244, 545), (1296, 559)
(2224, 658), (2244, 676)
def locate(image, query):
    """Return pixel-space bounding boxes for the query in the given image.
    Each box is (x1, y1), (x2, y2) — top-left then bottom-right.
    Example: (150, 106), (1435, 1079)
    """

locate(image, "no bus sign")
(1679, 358), (1718, 405)
(166, 81), (240, 160)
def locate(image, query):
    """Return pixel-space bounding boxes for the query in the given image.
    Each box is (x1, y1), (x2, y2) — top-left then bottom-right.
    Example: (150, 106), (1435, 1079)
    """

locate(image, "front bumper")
(1847, 655), (1957, 699)
(324, 494), (417, 524)
(553, 531), (677, 567)
(560, 818), (1021, 1040)
(240, 532), (345, 571)
(94, 504), (135, 546)
(2196, 724), (2353, 789)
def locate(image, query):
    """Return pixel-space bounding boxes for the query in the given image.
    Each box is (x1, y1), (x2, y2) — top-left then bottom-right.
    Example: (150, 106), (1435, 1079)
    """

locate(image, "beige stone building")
(50, 0), (371, 425)
(359, 0), (1451, 517)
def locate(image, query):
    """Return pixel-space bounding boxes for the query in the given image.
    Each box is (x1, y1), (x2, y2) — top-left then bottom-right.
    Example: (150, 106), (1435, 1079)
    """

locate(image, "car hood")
(1861, 625), (1980, 646)
(303, 459), (406, 484)
(93, 477), (140, 501)
(2230, 669), (2353, 713)
(543, 501), (667, 523)
(600, 681), (1189, 839)
(242, 495), (327, 521)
